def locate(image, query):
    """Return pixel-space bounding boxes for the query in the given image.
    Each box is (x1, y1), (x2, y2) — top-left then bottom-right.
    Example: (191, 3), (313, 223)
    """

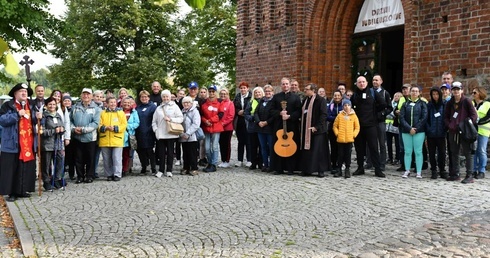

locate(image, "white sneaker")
(245, 161), (252, 167)
(402, 171), (410, 178)
(175, 160), (181, 166)
(219, 162), (230, 168)
(155, 172), (163, 178)
(342, 164), (346, 170)
(416, 173), (422, 179)
(165, 172), (173, 177)
(235, 161), (243, 167)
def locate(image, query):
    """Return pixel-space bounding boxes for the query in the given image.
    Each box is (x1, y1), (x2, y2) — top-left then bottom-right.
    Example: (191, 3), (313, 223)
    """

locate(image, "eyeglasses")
(346, 94), (352, 97)
(472, 91), (478, 95)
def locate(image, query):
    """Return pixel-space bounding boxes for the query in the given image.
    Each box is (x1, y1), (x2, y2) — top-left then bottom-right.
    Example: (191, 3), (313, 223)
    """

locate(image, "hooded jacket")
(400, 97), (427, 134)
(70, 100), (101, 143)
(426, 87), (446, 138)
(333, 109), (360, 143)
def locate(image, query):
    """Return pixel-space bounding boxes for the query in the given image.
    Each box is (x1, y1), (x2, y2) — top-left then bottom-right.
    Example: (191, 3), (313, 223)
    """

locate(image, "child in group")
(332, 99), (360, 178)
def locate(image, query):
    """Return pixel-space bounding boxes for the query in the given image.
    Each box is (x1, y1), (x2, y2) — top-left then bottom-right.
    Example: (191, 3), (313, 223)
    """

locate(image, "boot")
(353, 168), (365, 176)
(344, 168), (351, 178)
(430, 170), (438, 179)
(461, 172), (474, 184)
(440, 171), (448, 179)
(333, 168), (342, 178)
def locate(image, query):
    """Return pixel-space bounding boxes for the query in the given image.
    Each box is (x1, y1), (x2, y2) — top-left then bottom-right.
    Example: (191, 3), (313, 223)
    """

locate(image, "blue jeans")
(205, 133), (220, 165)
(257, 133), (273, 167)
(474, 134), (488, 173)
(402, 132), (425, 173)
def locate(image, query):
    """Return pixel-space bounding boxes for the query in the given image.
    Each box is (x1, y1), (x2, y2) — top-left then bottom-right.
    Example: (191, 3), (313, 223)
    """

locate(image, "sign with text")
(354, 0), (405, 34)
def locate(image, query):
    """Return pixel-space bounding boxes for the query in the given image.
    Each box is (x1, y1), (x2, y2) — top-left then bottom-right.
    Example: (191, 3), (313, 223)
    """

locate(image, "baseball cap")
(401, 83), (411, 89)
(451, 81), (463, 89)
(188, 81), (198, 89)
(208, 85), (218, 91)
(82, 88), (93, 94)
(440, 83), (450, 89)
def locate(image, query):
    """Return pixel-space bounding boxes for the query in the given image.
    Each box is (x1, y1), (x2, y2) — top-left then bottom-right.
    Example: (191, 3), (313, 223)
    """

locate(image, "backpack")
(459, 117), (478, 142)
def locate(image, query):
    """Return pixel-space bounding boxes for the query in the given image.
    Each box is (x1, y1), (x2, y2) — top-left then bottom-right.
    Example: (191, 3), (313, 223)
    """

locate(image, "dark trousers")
(328, 128), (339, 169)
(182, 141), (198, 171)
(235, 119), (250, 162)
(137, 147), (156, 172)
(219, 131), (233, 162)
(41, 150), (64, 186)
(248, 132), (262, 167)
(337, 142), (353, 168)
(73, 139), (96, 180)
(175, 141), (181, 161)
(354, 126), (380, 170)
(157, 139), (175, 173)
(427, 137), (446, 172)
(64, 141), (76, 178)
(386, 132), (400, 161)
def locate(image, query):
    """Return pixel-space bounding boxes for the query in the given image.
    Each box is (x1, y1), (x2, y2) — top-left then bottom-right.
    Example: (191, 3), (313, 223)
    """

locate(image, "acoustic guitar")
(274, 101), (297, 157)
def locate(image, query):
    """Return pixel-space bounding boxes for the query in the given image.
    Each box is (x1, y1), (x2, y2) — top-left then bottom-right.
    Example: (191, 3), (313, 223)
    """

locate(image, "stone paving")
(3, 141), (490, 258)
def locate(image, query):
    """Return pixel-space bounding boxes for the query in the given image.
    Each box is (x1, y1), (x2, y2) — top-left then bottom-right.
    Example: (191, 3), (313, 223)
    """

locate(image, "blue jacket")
(426, 88), (446, 138)
(400, 98), (427, 134)
(123, 109), (140, 148)
(0, 100), (39, 153)
(70, 101), (101, 142)
(327, 101), (342, 130)
(135, 102), (157, 149)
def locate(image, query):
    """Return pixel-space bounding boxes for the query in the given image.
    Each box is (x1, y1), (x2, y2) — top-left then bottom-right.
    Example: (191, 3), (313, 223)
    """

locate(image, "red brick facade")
(237, 0), (490, 93)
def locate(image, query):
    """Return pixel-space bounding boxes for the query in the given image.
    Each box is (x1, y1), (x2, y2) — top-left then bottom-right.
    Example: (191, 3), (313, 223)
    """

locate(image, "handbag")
(195, 127), (205, 141)
(386, 123), (399, 134)
(167, 121), (184, 135)
(129, 134), (138, 150)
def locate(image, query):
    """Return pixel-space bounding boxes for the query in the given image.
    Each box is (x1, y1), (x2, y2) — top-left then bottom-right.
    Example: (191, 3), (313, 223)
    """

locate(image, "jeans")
(257, 133), (273, 167)
(205, 133), (220, 165)
(402, 132), (425, 172)
(473, 134), (488, 173)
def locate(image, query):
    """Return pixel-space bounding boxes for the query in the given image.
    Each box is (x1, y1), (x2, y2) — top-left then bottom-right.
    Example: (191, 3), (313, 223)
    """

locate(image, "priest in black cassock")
(269, 77), (302, 175)
(0, 83), (41, 202)
(300, 83), (329, 177)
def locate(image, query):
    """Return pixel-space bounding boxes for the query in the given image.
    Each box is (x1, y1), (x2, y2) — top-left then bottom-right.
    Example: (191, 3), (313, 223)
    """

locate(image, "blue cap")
(342, 99), (352, 106)
(208, 85), (218, 91)
(440, 83), (450, 89)
(188, 81), (198, 89)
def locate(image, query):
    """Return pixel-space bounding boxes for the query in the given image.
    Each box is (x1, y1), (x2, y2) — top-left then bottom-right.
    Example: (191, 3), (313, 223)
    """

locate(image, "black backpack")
(459, 117), (478, 142)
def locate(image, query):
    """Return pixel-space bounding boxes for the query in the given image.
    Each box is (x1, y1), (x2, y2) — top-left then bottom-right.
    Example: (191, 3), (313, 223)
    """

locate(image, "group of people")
(0, 72), (487, 201)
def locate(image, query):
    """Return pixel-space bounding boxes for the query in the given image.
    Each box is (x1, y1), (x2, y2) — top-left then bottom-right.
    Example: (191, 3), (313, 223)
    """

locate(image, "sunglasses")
(472, 91), (478, 95)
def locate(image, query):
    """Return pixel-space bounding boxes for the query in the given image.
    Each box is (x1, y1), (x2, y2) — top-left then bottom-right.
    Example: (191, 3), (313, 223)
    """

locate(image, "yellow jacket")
(333, 110), (360, 143)
(98, 109), (127, 147)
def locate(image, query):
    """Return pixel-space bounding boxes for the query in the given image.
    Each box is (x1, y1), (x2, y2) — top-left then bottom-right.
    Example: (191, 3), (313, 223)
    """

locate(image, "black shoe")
(353, 168), (365, 176)
(344, 168), (351, 178)
(75, 178), (84, 184)
(287, 171), (294, 175)
(249, 164), (257, 170)
(140, 167), (147, 174)
(461, 173), (474, 184)
(375, 169), (386, 178)
(317, 172), (325, 178)
(113, 176), (121, 182)
(6, 195), (16, 202)
(107, 176), (114, 181)
(273, 171), (284, 175)
(446, 174), (461, 181)
(84, 178), (93, 183)
(94, 174), (100, 179)
(198, 158), (208, 167)
(440, 171), (448, 179)
(364, 164), (373, 170)
(208, 165), (217, 172)
(69, 176), (76, 180)
(203, 165), (212, 172)
(333, 169), (342, 178)
(18, 192), (31, 198)
(431, 170), (438, 179)
(476, 172), (485, 179)
(261, 166), (269, 172)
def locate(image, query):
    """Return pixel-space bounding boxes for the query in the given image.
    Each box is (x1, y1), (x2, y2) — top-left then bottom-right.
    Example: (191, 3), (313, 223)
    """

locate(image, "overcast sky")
(14, 0), (190, 71)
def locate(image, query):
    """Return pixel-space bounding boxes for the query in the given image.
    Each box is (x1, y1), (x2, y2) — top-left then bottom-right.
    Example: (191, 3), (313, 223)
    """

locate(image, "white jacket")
(152, 101), (184, 139)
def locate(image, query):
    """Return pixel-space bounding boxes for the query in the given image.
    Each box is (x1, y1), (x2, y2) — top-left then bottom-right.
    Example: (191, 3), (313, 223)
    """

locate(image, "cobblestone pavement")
(4, 153), (490, 257)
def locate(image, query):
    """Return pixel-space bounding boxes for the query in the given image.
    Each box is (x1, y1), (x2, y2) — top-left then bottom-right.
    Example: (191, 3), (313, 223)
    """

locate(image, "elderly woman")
(135, 90), (157, 174)
(40, 97), (66, 191)
(0, 83), (41, 202)
(99, 97), (127, 181)
(244, 86), (264, 170)
(152, 90), (184, 177)
(121, 97), (139, 176)
(255, 84), (275, 172)
(217, 88), (235, 168)
(180, 96), (201, 176)
(117, 88), (129, 107)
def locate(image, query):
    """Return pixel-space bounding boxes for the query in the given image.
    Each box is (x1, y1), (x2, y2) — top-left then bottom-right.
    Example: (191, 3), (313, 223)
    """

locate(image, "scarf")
(301, 94), (316, 150)
(16, 102), (35, 162)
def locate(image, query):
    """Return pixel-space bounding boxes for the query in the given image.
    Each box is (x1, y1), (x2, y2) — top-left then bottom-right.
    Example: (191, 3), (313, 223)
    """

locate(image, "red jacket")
(220, 99), (235, 131)
(201, 99), (224, 134)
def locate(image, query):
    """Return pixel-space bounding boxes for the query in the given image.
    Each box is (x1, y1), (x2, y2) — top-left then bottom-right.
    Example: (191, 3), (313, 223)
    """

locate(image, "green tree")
(0, 0), (58, 82)
(173, 0), (236, 88)
(49, 0), (178, 94)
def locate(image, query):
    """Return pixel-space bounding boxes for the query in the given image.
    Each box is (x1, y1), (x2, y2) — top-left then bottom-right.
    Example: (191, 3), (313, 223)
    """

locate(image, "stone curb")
(6, 201), (37, 258)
